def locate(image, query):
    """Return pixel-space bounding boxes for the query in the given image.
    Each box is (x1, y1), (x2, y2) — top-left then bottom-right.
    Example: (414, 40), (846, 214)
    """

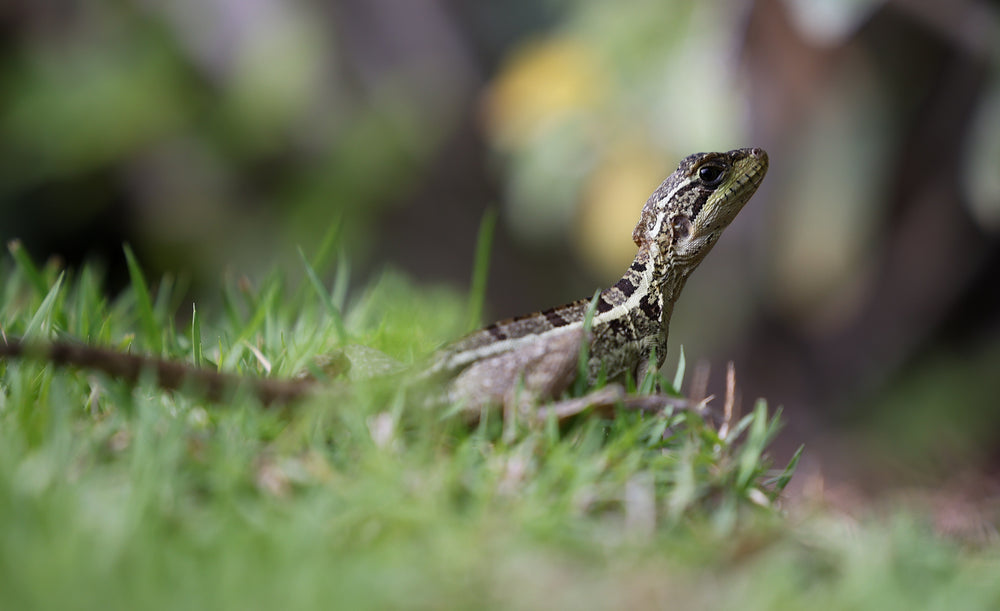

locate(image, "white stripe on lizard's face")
(647, 177), (693, 242)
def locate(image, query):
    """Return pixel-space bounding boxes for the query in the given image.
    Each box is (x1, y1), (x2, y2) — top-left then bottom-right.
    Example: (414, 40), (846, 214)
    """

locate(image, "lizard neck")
(595, 241), (684, 341)
(589, 233), (707, 381)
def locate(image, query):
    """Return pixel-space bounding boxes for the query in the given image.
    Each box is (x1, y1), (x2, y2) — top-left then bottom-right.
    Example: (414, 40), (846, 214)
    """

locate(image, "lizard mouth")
(734, 147), (768, 176)
(731, 147), (768, 196)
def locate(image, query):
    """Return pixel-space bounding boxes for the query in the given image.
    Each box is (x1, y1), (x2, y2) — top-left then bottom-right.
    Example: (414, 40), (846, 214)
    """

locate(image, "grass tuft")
(2, 248), (992, 609)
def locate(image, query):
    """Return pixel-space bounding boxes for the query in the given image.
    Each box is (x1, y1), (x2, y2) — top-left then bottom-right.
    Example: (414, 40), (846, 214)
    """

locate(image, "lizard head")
(632, 148), (768, 266)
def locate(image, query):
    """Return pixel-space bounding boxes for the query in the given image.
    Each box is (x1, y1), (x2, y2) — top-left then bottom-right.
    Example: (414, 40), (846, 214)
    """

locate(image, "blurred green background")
(1, 0), (999, 500)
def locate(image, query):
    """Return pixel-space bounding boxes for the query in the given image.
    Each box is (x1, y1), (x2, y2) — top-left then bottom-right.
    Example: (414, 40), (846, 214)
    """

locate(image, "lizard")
(0, 147), (767, 420)
(425, 147), (768, 418)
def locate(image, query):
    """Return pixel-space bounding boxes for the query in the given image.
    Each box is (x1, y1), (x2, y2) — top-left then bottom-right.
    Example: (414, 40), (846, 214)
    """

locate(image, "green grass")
(1, 241), (999, 610)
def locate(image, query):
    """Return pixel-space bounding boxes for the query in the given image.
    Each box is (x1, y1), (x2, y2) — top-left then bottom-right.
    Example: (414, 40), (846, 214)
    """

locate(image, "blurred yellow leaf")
(483, 36), (607, 149)
(576, 143), (667, 277)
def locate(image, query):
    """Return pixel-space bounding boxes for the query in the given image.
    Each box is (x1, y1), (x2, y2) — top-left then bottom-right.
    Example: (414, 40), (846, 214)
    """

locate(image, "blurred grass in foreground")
(0, 243), (997, 610)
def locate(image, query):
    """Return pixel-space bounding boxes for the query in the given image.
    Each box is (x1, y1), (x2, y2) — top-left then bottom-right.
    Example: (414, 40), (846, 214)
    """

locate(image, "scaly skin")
(431, 147), (768, 412)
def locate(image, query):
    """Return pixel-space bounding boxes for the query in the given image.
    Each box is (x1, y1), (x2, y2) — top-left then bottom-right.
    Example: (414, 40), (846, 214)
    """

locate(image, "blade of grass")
(465, 208), (497, 332)
(737, 400), (771, 489)
(766, 444), (804, 497)
(22, 272), (64, 339)
(225, 281), (281, 371)
(123, 244), (162, 354)
(298, 247), (346, 343)
(7, 240), (49, 297)
(671, 346), (686, 394)
(191, 303), (203, 367)
(72, 264), (106, 339)
(221, 275), (245, 332)
(667, 442), (699, 520)
(331, 252), (351, 312)
(573, 290), (602, 396)
(152, 273), (175, 320)
(638, 348), (658, 394)
(310, 214), (343, 273)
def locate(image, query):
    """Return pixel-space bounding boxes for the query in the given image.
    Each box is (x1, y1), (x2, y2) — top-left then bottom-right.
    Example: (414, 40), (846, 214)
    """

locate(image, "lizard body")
(429, 147), (768, 412)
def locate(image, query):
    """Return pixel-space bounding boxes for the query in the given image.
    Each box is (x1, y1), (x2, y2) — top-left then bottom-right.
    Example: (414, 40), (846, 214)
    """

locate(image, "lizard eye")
(697, 164), (725, 186)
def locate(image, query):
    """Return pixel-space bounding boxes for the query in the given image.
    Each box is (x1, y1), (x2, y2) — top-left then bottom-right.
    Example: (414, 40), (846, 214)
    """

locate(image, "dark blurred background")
(2, 0), (999, 499)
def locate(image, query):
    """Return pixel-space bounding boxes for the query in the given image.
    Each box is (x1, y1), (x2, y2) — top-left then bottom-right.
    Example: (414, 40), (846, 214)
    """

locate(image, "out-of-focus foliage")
(0, 1), (473, 286)
(483, 2), (747, 276)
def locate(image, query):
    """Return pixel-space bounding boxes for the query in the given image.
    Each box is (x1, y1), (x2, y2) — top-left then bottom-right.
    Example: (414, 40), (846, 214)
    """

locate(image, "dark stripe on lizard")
(486, 324), (508, 340)
(542, 307), (569, 328)
(639, 294), (661, 320)
(689, 191), (711, 221)
(614, 277), (637, 298)
(607, 317), (630, 337)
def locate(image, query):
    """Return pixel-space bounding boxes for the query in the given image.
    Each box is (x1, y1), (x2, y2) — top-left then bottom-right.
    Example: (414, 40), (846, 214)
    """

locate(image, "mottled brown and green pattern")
(430, 148), (768, 412)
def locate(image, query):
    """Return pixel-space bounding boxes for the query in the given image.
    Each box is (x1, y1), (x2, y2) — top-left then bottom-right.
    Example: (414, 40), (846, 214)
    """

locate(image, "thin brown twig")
(719, 361), (737, 440)
(690, 359), (711, 404)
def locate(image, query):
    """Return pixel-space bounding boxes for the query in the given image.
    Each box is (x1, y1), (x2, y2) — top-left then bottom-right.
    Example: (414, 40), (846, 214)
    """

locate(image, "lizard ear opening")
(670, 215), (691, 240)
